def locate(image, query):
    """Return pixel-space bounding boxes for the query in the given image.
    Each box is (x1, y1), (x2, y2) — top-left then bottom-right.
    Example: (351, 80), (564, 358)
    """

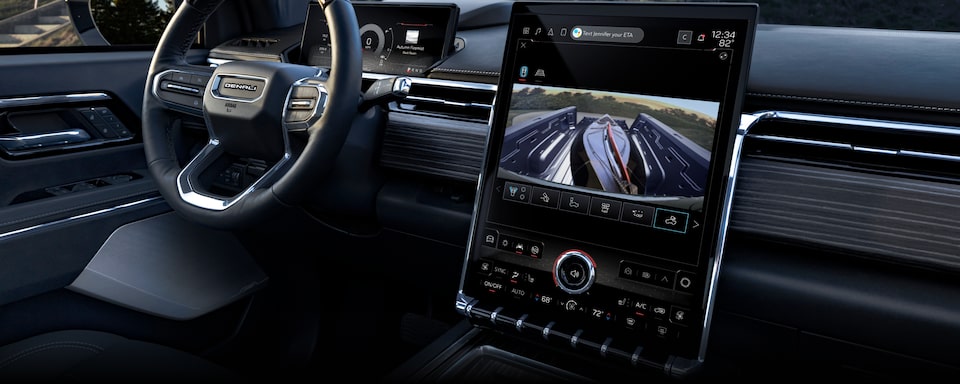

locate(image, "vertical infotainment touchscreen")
(458, 2), (757, 377)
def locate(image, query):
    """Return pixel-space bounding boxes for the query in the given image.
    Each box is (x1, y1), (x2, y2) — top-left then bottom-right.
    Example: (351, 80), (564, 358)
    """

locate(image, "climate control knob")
(553, 249), (596, 294)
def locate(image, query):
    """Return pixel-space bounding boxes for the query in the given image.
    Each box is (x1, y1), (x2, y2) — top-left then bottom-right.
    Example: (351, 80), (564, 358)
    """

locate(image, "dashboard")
(203, 0), (960, 381)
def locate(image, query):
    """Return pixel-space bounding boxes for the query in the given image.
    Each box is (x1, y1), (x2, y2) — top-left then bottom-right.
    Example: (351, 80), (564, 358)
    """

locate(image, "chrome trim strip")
(748, 134), (853, 150)
(853, 146), (898, 155)
(765, 110), (960, 136)
(455, 291), (473, 315)
(404, 95), (492, 109)
(363, 72), (497, 92)
(746, 110), (960, 163)
(899, 150), (960, 162)
(0, 197), (162, 241)
(0, 93), (111, 109)
(0, 129), (89, 146)
(198, 66), (498, 92)
(701, 109), (960, 362)
(697, 111), (772, 362)
(553, 251), (596, 295)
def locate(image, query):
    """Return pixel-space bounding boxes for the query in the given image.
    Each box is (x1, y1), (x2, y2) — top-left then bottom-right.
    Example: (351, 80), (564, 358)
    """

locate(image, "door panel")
(0, 50), (215, 342)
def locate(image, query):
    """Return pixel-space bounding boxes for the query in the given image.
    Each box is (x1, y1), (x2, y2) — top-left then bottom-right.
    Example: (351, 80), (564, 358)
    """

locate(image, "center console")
(447, 2), (757, 380)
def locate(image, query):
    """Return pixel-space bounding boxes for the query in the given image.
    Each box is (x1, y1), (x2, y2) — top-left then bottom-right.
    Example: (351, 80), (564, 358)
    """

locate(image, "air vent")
(381, 112), (488, 182)
(228, 38), (279, 48)
(394, 78), (496, 123)
(734, 111), (960, 273)
(743, 111), (960, 180)
(378, 77), (495, 181)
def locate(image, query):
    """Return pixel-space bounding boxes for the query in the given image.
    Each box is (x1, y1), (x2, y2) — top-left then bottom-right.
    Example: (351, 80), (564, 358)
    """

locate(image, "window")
(0, 0), (175, 48)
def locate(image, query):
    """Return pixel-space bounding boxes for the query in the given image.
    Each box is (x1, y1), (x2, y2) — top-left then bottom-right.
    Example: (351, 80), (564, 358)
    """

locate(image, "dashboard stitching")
(747, 92), (960, 113)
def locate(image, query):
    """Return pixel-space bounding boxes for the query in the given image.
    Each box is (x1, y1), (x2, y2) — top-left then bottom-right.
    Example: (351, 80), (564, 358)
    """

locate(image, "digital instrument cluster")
(299, 2), (458, 77)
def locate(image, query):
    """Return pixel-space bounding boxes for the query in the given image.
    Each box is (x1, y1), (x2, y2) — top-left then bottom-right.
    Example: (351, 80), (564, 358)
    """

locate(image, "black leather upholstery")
(0, 330), (240, 382)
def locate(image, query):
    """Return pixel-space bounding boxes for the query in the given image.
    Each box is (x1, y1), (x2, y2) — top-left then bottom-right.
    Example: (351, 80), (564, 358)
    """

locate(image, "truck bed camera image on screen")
(501, 85), (718, 201)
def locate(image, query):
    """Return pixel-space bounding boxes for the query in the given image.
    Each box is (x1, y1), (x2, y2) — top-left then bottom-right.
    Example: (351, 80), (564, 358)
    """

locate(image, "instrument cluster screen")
(300, 2), (459, 77)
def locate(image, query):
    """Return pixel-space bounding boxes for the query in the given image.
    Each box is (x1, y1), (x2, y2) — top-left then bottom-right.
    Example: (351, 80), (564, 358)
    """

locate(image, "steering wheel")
(142, 0), (361, 229)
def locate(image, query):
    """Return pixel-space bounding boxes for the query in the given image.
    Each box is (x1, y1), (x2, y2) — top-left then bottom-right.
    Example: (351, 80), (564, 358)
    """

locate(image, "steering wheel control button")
(553, 250), (596, 294)
(288, 99), (314, 110)
(589, 197), (621, 220)
(154, 71), (206, 111)
(161, 81), (201, 95)
(530, 187), (560, 209)
(502, 182), (531, 203)
(620, 203), (655, 226)
(168, 72), (190, 83)
(293, 85), (320, 99)
(653, 208), (689, 234)
(190, 74), (211, 86)
(284, 84), (327, 126)
(558, 191), (590, 214)
(285, 110), (312, 123)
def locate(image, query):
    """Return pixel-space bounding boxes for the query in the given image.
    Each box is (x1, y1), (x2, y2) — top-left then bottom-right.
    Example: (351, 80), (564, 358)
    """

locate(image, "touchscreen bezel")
(458, 1), (757, 372)
(299, 2), (459, 77)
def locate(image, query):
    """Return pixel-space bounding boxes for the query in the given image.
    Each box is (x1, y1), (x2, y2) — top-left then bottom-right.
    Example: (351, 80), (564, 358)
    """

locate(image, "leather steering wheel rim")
(142, 0), (361, 229)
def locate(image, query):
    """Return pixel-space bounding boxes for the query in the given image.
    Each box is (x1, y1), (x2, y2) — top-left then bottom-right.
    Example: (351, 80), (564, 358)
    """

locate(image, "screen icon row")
(502, 181), (689, 234)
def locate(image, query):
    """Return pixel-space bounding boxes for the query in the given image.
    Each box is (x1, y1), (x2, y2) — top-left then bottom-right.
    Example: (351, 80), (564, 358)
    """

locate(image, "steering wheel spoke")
(177, 138), (289, 211)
